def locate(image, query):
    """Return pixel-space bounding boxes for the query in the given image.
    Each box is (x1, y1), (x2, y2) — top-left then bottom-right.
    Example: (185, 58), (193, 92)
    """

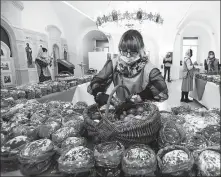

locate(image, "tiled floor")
(1, 79), (203, 177)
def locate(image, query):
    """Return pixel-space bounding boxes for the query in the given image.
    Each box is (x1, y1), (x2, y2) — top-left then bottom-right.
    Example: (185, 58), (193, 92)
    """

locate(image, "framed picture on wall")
(2, 74), (13, 85)
(1, 61), (11, 72)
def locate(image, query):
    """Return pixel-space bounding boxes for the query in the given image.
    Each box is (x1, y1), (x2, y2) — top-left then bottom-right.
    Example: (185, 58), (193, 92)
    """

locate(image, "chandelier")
(95, 1), (164, 34)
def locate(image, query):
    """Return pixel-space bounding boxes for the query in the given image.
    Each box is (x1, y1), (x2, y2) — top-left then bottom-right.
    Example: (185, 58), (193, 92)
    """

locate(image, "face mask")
(120, 55), (140, 65)
(209, 55), (214, 58)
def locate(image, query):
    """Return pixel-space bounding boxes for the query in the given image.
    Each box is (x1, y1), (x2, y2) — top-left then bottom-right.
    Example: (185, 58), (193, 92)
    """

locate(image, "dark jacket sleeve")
(87, 59), (113, 96)
(138, 68), (169, 102)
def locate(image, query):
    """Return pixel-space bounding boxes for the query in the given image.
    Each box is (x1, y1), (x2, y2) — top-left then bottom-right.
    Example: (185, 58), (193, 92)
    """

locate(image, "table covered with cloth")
(190, 76), (220, 109)
(72, 82), (115, 106)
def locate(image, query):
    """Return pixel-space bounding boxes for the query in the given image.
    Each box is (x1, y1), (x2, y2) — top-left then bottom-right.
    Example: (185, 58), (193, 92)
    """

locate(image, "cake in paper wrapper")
(194, 147), (220, 177)
(61, 137), (86, 150)
(1, 136), (29, 155)
(58, 146), (94, 174)
(38, 121), (61, 139)
(52, 127), (79, 146)
(157, 145), (194, 176)
(122, 145), (157, 176)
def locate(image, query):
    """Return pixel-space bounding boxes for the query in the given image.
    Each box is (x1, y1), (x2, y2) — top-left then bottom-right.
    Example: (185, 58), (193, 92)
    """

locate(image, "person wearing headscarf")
(163, 52), (172, 82)
(207, 51), (219, 74)
(35, 47), (52, 82)
(87, 30), (168, 107)
(181, 49), (196, 103)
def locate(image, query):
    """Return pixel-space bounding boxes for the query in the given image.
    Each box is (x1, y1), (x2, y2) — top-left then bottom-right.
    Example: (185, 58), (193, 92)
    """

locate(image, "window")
(182, 37), (198, 64)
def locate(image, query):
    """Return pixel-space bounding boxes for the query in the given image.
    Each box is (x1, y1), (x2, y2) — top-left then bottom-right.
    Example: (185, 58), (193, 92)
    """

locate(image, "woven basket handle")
(104, 85), (131, 122)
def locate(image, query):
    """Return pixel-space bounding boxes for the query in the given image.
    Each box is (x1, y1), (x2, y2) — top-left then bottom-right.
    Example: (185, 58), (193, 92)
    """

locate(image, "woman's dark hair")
(208, 51), (215, 57)
(42, 47), (47, 52)
(118, 30), (144, 52)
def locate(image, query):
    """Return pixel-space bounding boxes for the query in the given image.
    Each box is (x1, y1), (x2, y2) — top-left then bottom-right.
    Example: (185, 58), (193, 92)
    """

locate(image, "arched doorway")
(82, 30), (110, 74)
(1, 18), (19, 86)
(173, 21), (215, 79)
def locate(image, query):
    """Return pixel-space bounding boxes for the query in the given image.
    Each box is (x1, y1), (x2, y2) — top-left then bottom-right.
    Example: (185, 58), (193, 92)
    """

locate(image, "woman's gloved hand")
(94, 92), (109, 107)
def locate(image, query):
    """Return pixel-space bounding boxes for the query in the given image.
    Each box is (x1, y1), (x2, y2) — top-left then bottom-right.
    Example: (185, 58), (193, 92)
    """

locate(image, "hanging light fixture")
(95, 1), (164, 34)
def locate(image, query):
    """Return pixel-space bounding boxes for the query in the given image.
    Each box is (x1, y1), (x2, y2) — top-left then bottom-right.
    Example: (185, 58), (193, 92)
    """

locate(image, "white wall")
(21, 1), (65, 38)
(182, 25), (212, 64)
(83, 37), (94, 71)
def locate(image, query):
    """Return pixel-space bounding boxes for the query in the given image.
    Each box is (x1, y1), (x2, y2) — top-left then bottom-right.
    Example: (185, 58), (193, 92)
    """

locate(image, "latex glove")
(94, 92), (109, 107)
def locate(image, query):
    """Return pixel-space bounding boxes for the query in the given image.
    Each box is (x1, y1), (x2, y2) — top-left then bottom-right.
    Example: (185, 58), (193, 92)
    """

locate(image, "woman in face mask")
(87, 30), (168, 107)
(207, 51), (219, 74)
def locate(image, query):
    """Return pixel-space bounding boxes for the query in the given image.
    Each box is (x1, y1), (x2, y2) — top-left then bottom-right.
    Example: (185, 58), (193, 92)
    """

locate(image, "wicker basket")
(83, 85), (161, 147)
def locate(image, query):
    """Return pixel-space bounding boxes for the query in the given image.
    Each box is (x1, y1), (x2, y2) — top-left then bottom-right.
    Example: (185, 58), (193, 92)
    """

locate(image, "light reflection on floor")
(155, 79), (203, 111)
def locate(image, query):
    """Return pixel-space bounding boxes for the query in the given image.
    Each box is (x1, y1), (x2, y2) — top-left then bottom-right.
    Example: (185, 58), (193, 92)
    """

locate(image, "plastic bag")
(182, 134), (208, 151)
(122, 144), (157, 176)
(18, 139), (55, 176)
(94, 141), (124, 167)
(52, 127), (79, 146)
(193, 146), (220, 177)
(208, 132), (220, 146)
(17, 90), (26, 99)
(38, 121), (61, 139)
(158, 120), (186, 148)
(157, 145), (194, 176)
(94, 141), (124, 177)
(58, 146), (94, 174)
(18, 139), (55, 164)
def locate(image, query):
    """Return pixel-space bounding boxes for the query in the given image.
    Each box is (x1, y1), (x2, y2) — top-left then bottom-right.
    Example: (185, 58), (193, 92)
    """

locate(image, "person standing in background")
(181, 49), (196, 103)
(163, 52), (172, 82)
(207, 51), (219, 74)
(204, 59), (208, 73)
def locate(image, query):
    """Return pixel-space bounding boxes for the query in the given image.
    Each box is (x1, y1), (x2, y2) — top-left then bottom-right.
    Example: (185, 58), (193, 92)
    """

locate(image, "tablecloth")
(37, 87), (76, 103)
(190, 77), (220, 109)
(72, 82), (115, 106)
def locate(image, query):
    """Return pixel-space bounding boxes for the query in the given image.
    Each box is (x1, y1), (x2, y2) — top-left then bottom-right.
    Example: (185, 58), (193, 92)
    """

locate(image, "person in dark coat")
(163, 52), (172, 82)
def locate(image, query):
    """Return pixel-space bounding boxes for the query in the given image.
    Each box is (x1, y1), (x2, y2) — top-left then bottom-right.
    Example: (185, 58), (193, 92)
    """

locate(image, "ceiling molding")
(62, 1), (95, 22)
(177, 3), (193, 29)
(11, 1), (24, 11)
